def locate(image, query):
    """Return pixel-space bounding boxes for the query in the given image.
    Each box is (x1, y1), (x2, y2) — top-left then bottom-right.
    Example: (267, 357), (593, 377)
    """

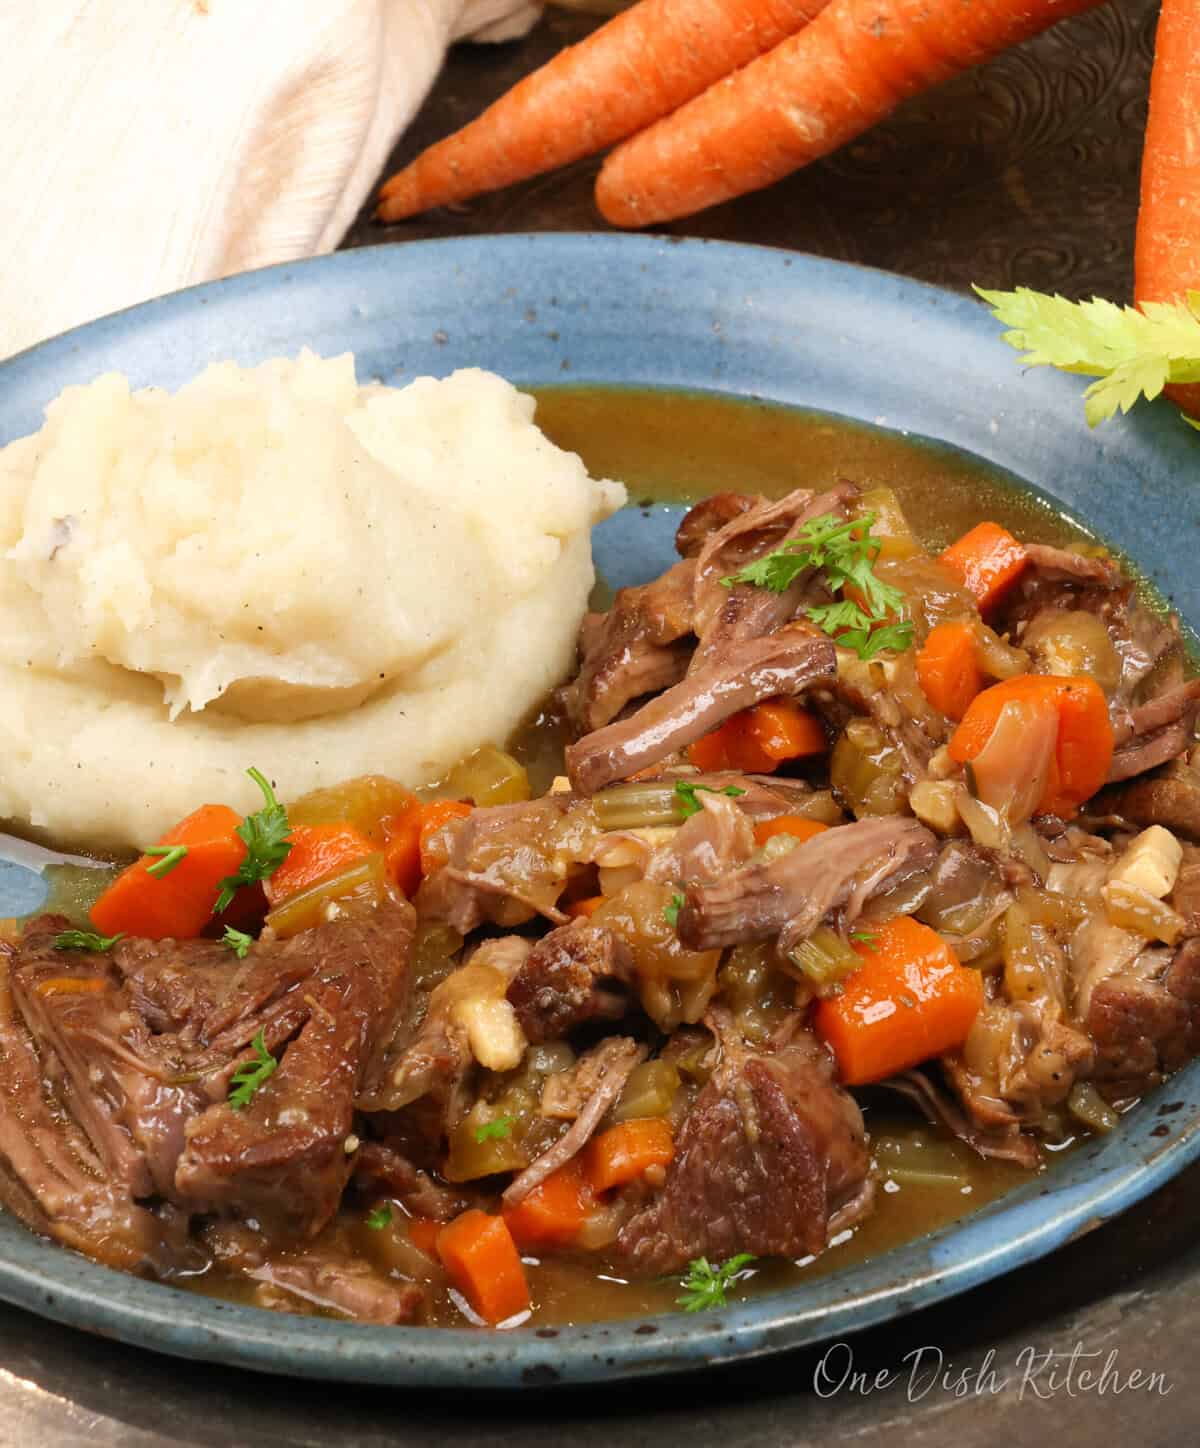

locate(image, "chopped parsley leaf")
(222, 926), (254, 959)
(677, 1254), (756, 1312)
(474, 1115), (515, 1144)
(145, 843), (188, 879)
(674, 779), (746, 820)
(227, 1029), (278, 1110)
(664, 892), (685, 928)
(52, 929), (124, 953)
(214, 766), (292, 914)
(723, 510), (914, 660)
(365, 1204), (393, 1231)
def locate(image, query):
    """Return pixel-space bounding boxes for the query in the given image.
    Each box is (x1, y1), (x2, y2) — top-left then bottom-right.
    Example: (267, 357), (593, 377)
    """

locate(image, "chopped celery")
(787, 926), (863, 987)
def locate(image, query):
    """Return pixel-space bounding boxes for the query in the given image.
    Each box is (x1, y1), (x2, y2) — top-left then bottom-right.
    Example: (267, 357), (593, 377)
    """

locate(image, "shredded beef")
(678, 816), (936, 953)
(562, 558), (697, 733)
(566, 627), (837, 795)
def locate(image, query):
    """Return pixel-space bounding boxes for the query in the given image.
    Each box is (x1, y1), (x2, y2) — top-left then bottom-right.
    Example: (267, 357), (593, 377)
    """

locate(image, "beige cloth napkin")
(1, 0), (540, 362)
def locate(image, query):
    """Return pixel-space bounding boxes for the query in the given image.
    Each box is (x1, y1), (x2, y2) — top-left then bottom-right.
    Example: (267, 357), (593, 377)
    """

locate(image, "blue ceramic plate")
(0, 235), (1195, 1387)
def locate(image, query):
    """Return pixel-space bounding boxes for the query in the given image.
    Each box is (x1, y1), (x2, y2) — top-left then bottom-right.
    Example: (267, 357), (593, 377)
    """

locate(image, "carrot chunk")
(90, 804), (247, 941)
(740, 697), (827, 765)
(264, 822), (376, 906)
(407, 1217), (442, 1257)
(915, 619), (984, 721)
(688, 698), (825, 775)
(814, 916), (984, 1085)
(949, 673), (1113, 817)
(585, 1118), (675, 1194)
(938, 523), (1028, 612)
(436, 1210), (530, 1325)
(752, 816), (830, 848)
(503, 1159), (594, 1248)
(686, 728), (733, 773)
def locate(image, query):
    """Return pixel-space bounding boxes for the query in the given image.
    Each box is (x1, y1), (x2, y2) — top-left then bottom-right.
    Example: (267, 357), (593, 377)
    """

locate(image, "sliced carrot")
(377, 0), (832, 221)
(436, 1210), (530, 1325)
(688, 698), (825, 775)
(502, 1159), (594, 1249)
(565, 895), (607, 920)
(90, 804), (247, 941)
(1135, 0), (1200, 416)
(585, 1118), (675, 1194)
(915, 620), (984, 721)
(594, 0), (1104, 227)
(264, 822), (376, 906)
(949, 673), (1113, 816)
(752, 816), (830, 847)
(813, 915), (984, 1085)
(938, 523), (1028, 613)
(407, 1217), (442, 1257)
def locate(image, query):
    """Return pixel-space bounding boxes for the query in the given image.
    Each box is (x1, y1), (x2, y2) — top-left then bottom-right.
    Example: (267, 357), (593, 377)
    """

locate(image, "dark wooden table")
(5, 3), (1195, 1443)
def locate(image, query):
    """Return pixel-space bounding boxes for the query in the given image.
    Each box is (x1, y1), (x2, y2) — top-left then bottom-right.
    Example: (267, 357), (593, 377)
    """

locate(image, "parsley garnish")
(976, 285), (1200, 430)
(214, 766), (292, 914)
(850, 929), (880, 947)
(664, 892), (685, 928)
(222, 926), (254, 959)
(365, 1204), (393, 1230)
(673, 780), (746, 819)
(677, 1254), (756, 1312)
(53, 929), (124, 953)
(227, 1029), (278, 1110)
(474, 1116), (514, 1144)
(145, 843), (188, 879)
(723, 511), (914, 660)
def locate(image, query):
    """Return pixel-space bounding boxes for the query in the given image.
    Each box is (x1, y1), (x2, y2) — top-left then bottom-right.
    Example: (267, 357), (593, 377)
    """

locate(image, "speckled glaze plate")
(0, 235), (1196, 1388)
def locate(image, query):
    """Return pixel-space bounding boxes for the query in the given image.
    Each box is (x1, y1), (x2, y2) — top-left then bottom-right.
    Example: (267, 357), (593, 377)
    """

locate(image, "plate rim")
(0, 231), (1196, 1389)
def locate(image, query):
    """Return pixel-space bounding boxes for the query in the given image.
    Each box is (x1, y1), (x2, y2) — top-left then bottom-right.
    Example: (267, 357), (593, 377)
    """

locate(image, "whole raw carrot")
(1135, 0), (1200, 414)
(376, 0), (831, 221)
(596, 0), (1107, 228)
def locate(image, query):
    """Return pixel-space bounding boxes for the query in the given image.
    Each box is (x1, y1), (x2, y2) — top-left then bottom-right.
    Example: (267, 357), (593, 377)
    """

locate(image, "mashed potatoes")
(0, 353), (624, 848)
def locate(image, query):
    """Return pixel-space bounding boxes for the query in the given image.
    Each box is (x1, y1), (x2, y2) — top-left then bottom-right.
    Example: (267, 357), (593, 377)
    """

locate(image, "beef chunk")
(351, 1140), (468, 1222)
(507, 922), (635, 1042)
(1087, 938), (1200, 1097)
(174, 898), (414, 1237)
(1096, 755), (1200, 841)
(0, 937), (173, 1271)
(615, 1023), (872, 1275)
